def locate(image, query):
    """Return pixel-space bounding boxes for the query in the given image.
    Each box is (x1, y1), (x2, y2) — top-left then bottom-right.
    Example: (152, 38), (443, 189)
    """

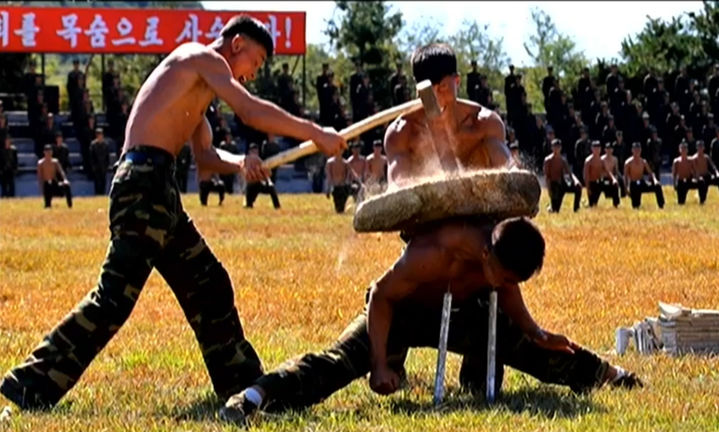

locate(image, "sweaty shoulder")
(472, 102), (504, 135)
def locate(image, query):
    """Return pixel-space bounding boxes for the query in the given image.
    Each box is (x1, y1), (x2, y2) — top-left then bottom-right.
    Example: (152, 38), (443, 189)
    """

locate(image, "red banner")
(0, 6), (306, 55)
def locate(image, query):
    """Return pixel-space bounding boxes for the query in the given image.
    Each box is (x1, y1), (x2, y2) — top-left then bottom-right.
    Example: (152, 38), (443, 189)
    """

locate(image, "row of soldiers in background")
(539, 137), (719, 213)
(67, 59), (130, 168)
(324, 140), (388, 214)
(503, 63), (719, 177)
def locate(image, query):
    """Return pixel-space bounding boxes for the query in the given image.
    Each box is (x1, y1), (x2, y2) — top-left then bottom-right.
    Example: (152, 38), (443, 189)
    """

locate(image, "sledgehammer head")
(417, 79), (442, 119)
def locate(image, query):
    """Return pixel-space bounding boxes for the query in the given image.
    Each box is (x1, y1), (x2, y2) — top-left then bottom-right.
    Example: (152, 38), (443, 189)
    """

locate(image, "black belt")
(121, 145), (175, 167)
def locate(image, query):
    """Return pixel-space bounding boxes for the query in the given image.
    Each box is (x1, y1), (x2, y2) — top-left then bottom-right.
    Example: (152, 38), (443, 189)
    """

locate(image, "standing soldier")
(645, 127), (663, 178)
(466, 60), (481, 104)
(89, 128), (110, 195)
(0, 135), (18, 197)
(52, 131), (71, 173)
(573, 126), (591, 184)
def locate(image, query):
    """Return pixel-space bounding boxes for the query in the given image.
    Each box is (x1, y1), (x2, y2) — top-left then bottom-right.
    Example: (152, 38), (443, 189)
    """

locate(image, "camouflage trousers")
(255, 291), (609, 411)
(0, 146), (262, 410)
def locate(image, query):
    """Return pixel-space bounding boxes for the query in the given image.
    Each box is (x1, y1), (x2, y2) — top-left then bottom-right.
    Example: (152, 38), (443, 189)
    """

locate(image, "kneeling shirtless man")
(221, 217), (641, 424)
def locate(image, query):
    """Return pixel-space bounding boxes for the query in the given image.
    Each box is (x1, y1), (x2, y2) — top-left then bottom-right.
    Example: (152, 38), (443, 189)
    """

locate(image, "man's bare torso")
(625, 157), (647, 181)
(366, 154), (387, 183)
(602, 154), (618, 177)
(544, 155), (565, 182)
(692, 154), (710, 176)
(388, 101), (501, 182)
(37, 157), (60, 182)
(347, 155), (367, 181)
(326, 157), (350, 186)
(674, 157), (694, 180)
(124, 43), (217, 156)
(584, 155), (605, 182)
(403, 222), (492, 306)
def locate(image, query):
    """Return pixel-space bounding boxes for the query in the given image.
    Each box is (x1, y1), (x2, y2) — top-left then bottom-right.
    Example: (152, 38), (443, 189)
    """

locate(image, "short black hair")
(411, 43), (457, 85)
(491, 217), (545, 281)
(221, 15), (274, 57)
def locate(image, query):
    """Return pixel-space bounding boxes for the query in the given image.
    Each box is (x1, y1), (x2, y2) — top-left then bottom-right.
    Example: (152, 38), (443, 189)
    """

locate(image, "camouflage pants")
(255, 291), (608, 411)
(0, 146), (263, 410)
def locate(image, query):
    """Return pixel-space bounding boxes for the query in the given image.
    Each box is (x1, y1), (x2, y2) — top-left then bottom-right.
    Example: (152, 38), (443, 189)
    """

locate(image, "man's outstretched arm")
(367, 242), (452, 394)
(194, 47), (345, 156)
(498, 284), (578, 354)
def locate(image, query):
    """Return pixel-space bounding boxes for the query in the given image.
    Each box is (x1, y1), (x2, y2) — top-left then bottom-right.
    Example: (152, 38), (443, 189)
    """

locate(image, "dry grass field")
(2, 189), (719, 431)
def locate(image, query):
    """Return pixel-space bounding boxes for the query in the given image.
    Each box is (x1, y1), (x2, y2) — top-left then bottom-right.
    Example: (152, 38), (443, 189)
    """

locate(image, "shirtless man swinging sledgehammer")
(0, 16), (345, 411)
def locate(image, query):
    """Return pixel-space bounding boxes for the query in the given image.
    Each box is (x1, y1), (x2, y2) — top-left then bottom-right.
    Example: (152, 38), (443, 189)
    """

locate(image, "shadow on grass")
(385, 385), (606, 419)
(166, 393), (223, 422)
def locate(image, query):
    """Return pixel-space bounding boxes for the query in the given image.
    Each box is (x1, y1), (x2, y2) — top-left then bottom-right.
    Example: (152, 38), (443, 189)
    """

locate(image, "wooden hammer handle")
(262, 98), (422, 170)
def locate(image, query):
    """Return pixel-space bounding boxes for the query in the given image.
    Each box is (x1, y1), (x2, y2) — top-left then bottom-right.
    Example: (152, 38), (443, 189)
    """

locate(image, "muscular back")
(384, 100), (509, 187)
(124, 43), (218, 156)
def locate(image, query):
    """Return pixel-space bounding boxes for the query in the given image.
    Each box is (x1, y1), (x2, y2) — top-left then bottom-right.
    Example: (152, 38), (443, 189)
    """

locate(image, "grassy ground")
(2, 189), (719, 431)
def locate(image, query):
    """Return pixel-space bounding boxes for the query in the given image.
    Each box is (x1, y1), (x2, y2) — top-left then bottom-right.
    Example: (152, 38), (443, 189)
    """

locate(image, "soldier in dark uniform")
(504, 65), (517, 125)
(0, 135), (18, 197)
(605, 64), (621, 96)
(674, 67), (689, 104)
(89, 128), (110, 195)
(593, 102), (610, 141)
(78, 115), (96, 177)
(477, 75), (491, 107)
(708, 64), (719, 108)
(102, 59), (119, 111)
(52, 131), (71, 173)
(388, 62), (404, 105)
(467, 60), (481, 104)
(574, 126), (591, 184)
(601, 115), (617, 149)
(645, 127), (663, 177)
(701, 113), (715, 145)
(175, 142), (192, 194)
(576, 67), (593, 112)
(0, 113), (7, 147)
(198, 168), (225, 206)
(542, 66), (557, 111)
(315, 63), (331, 123)
(393, 74), (410, 105)
(244, 143), (280, 209)
(277, 62), (293, 110)
(710, 127), (719, 169)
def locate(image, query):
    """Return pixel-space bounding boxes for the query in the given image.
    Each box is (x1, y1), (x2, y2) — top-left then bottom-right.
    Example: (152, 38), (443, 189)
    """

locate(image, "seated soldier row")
(543, 138), (719, 210)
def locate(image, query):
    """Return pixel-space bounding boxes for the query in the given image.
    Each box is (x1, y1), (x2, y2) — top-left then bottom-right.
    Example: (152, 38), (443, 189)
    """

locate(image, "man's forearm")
(196, 147), (243, 175)
(367, 288), (393, 370)
(498, 285), (543, 340)
(242, 97), (323, 142)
